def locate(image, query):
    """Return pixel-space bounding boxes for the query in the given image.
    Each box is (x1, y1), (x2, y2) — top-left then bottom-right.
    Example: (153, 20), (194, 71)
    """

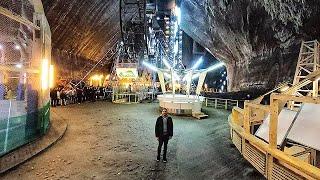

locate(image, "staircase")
(289, 40), (320, 109)
(292, 40), (320, 96)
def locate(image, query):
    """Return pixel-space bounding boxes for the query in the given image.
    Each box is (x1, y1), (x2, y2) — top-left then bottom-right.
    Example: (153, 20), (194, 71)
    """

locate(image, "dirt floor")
(1, 101), (264, 180)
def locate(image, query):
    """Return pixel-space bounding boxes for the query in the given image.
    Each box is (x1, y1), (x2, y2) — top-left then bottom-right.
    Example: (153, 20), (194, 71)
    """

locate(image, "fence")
(0, 101), (50, 155)
(0, 0), (51, 156)
(204, 97), (243, 110)
(112, 91), (156, 104)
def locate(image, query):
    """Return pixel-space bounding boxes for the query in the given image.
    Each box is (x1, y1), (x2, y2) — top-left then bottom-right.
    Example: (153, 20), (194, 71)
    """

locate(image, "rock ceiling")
(42, 0), (320, 90)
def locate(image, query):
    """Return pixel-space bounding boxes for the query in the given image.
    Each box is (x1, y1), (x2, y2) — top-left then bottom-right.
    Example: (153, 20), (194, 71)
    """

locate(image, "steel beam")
(0, 6), (40, 30)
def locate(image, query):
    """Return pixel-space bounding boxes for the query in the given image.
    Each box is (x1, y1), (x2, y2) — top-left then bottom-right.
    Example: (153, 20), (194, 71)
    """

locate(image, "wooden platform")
(192, 112), (208, 120)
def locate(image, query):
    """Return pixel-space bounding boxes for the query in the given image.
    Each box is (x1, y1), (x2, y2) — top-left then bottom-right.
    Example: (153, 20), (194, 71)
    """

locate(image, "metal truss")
(120, 0), (147, 59)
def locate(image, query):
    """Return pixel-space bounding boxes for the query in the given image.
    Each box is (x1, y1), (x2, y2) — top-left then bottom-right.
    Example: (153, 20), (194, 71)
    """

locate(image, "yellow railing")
(229, 93), (320, 179)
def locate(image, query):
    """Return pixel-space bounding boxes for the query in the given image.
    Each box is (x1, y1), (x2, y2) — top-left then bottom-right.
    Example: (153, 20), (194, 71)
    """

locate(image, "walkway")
(1, 101), (264, 179)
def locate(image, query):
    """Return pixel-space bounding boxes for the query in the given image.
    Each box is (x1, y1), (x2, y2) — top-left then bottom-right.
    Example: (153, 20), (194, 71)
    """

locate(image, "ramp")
(255, 109), (297, 146)
(255, 103), (320, 151)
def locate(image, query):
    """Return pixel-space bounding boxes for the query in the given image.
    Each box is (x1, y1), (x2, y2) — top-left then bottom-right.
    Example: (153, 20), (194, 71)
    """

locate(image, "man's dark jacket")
(155, 116), (173, 137)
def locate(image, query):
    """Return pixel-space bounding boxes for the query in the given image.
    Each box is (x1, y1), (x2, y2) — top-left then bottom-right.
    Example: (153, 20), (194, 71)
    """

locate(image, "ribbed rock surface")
(181, 0), (320, 91)
(42, 0), (320, 90)
(42, 0), (120, 78)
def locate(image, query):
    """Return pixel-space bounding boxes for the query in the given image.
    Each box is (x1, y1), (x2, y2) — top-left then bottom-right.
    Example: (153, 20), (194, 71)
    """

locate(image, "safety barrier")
(112, 92), (156, 104)
(0, 101), (50, 156)
(0, 0), (51, 156)
(204, 97), (243, 110)
(229, 94), (320, 179)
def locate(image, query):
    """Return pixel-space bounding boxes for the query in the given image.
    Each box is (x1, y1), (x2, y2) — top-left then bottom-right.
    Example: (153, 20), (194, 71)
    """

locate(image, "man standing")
(155, 108), (173, 163)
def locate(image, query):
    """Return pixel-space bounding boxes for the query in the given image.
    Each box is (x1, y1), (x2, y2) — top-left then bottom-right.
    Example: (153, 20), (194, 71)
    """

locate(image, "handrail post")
(205, 98), (208, 107)
(236, 100), (239, 107)
(214, 99), (217, 108)
(225, 99), (227, 110)
(243, 101), (250, 134)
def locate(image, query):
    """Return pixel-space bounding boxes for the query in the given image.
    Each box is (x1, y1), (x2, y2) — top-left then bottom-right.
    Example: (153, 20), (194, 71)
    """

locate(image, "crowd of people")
(50, 86), (112, 107)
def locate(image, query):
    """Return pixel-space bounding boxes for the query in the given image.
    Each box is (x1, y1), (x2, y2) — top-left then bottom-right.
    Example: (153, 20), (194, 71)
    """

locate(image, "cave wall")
(42, 0), (120, 80)
(42, 0), (320, 90)
(181, 0), (320, 91)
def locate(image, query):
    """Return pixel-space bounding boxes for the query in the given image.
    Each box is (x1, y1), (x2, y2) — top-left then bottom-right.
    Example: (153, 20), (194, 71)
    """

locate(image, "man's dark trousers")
(157, 135), (169, 160)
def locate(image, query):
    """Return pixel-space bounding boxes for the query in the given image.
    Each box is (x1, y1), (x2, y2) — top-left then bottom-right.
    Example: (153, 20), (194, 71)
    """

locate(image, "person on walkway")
(50, 88), (58, 107)
(155, 108), (173, 163)
(76, 87), (83, 104)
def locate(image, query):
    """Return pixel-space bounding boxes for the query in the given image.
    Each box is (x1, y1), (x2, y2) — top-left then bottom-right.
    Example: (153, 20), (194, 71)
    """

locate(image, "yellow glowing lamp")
(90, 74), (104, 86)
(49, 65), (54, 88)
(41, 59), (49, 90)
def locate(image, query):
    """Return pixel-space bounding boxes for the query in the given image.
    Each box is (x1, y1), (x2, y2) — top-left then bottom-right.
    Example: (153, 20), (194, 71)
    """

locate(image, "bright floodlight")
(192, 57), (203, 69)
(174, 41), (179, 55)
(175, 6), (181, 25)
(15, 64), (23, 68)
(15, 45), (21, 50)
(205, 62), (225, 72)
(183, 62), (225, 81)
(41, 59), (49, 90)
(142, 61), (158, 72)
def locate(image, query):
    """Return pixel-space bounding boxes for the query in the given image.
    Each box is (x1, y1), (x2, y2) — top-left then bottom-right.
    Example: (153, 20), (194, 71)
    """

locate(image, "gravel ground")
(1, 101), (264, 180)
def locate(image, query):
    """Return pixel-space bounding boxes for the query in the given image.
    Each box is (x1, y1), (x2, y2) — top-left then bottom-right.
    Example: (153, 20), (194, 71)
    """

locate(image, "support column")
(267, 95), (280, 179)
(15, 41), (27, 101)
(313, 41), (319, 97)
(0, 48), (5, 100)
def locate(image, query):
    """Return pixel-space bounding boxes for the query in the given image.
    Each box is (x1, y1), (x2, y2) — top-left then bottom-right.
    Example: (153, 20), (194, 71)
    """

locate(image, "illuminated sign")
(116, 68), (138, 79)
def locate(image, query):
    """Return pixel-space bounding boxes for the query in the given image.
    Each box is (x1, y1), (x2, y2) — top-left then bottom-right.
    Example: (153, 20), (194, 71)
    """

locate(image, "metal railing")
(112, 91), (156, 104)
(204, 97), (243, 110)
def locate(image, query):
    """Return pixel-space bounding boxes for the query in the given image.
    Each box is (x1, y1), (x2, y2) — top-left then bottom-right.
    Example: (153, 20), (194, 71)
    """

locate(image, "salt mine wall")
(42, 0), (120, 80)
(181, 0), (320, 91)
(42, 0), (320, 91)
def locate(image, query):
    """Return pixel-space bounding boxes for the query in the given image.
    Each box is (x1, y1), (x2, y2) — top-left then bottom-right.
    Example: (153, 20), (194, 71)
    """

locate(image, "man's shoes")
(156, 157), (160, 162)
(163, 159), (167, 163)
